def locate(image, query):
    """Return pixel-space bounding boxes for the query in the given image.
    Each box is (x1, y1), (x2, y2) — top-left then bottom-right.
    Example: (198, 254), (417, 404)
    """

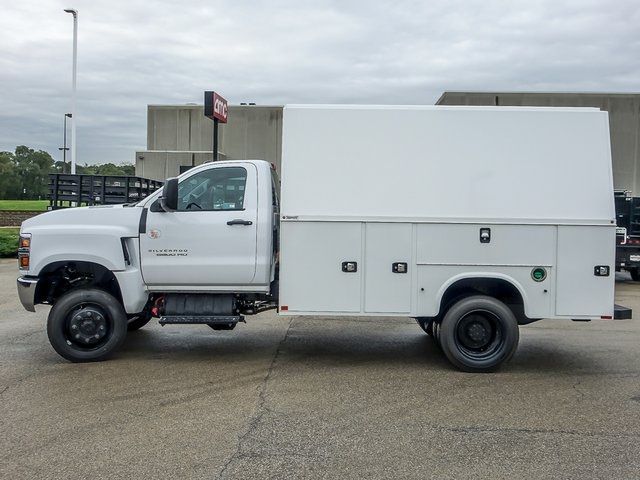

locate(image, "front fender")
(25, 225), (129, 275)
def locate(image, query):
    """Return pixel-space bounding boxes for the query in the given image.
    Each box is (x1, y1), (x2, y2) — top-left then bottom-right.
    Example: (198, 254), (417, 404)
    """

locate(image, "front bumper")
(17, 276), (39, 312)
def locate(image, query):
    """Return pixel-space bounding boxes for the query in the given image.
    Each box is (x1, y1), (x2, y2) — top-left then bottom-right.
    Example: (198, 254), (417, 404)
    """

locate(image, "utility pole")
(64, 9), (78, 174)
(58, 113), (72, 173)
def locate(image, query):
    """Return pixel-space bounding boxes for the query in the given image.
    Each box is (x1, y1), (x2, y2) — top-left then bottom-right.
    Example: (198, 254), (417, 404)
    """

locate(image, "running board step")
(159, 315), (244, 326)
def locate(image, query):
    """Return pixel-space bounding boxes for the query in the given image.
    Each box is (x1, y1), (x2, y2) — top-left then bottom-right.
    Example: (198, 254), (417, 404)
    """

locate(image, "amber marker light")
(19, 254), (30, 269)
(18, 234), (31, 270)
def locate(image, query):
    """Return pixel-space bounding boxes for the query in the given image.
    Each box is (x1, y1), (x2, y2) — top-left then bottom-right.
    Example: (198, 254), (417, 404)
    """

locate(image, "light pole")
(58, 113), (72, 173)
(64, 8), (78, 174)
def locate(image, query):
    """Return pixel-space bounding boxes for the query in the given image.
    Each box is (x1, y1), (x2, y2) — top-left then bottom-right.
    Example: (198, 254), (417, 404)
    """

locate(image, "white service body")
(278, 105), (616, 319)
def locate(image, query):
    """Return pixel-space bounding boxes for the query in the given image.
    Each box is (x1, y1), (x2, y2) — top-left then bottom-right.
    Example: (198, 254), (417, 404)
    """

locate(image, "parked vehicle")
(614, 190), (640, 280)
(17, 105), (631, 372)
(49, 173), (162, 209)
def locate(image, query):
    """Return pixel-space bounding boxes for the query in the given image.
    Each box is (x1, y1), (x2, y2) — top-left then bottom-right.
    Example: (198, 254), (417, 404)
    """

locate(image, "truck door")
(140, 164), (258, 287)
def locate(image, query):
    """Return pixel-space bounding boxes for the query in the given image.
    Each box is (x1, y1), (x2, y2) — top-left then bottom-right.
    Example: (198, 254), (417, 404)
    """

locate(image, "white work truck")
(17, 105), (630, 372)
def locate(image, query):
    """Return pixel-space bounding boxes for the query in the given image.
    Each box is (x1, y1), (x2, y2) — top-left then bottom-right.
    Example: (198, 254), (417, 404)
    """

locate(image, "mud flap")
(614, 304), (632, 320)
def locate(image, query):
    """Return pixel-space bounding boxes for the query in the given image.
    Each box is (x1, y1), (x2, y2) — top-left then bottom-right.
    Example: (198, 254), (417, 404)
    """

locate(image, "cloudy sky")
(1, 0), (638, 165)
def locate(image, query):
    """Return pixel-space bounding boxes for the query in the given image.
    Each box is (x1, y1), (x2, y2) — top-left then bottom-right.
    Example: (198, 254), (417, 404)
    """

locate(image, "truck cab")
(139, 160), (278, 291)
(17, 160), (280, 362)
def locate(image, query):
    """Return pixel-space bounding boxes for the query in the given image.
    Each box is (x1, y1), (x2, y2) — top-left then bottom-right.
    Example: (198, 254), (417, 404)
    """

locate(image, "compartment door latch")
(392, 262), (408, 273)
(480, 227), (491, 243)
(342, 261), (358, 273)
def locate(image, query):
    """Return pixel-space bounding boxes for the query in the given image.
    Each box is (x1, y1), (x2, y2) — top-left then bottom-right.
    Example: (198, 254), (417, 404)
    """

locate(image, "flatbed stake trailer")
(17, 105), (631, 372)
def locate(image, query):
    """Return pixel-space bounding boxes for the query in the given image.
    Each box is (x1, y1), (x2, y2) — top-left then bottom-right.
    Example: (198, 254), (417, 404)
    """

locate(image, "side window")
(177, 167), (247, 211)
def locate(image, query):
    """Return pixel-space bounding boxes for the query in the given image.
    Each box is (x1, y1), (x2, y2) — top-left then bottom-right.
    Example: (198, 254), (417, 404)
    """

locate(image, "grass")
(0, 227), (20, 258)
(0, 200), (49, 211)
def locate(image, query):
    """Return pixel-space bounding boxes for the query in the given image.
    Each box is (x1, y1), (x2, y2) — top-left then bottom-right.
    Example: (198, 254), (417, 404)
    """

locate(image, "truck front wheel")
(127, 313), (152, 331)
(439, 295), (519, 373)
(629, 268), (640, 281)
(47, 289), (127, 362)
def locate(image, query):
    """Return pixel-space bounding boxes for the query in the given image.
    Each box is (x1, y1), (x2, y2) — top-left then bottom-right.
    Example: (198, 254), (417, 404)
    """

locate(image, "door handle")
(227, 219), (253, 226)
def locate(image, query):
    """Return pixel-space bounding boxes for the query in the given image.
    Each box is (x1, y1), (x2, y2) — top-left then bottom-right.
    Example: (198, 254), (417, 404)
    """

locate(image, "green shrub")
(0, 228), (20, 257)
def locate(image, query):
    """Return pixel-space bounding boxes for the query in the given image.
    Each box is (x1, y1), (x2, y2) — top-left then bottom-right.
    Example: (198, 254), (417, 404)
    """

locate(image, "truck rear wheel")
(439, 295), (519, 373)
(416, 318), (434, 336)
(630, 268), (640, 281)
(47, 289), (127, 362)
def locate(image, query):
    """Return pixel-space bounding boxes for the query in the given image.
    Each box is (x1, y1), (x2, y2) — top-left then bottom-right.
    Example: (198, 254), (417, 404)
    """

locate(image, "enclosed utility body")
(279, 105), (616, 320)
(17, 105), (627, 372)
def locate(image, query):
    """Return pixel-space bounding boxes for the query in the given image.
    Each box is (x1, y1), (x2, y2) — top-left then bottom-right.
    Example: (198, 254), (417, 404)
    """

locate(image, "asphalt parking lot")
(1, 258), (639, 479)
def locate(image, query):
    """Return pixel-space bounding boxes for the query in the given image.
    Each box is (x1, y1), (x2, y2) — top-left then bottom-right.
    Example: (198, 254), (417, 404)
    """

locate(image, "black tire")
(416, 318), (434, 336)
(439, 295), (519, 373)
(432, 320), (441, 348)
(47, 288), (127, 362)
(630, 268), (640, 281)
(127, 313), (152, 331)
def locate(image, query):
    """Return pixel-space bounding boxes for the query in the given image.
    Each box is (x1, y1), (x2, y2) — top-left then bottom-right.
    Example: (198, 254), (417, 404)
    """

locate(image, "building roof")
(147, 104), (284, 109)
(436, 91), (640, 105)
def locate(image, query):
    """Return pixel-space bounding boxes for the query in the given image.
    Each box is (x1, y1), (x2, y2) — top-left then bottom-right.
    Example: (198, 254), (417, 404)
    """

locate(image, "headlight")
(18, 233), (31, 270)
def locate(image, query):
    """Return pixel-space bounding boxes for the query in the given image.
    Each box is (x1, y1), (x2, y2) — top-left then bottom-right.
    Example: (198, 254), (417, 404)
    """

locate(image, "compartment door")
(364, 223), (412, 313)
(556, 226), (615, 316)
(280, 222), (362, 313)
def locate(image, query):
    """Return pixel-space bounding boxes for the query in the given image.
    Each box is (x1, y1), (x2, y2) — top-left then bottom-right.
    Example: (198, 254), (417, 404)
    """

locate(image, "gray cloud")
(1, 0), (638, 164)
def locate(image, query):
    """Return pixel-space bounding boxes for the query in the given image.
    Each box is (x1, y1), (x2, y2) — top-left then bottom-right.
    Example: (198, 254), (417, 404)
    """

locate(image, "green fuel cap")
(531, 267), (547, 282)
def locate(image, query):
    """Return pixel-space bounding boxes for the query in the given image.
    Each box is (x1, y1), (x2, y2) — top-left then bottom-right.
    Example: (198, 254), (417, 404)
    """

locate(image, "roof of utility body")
(286, 104), (602, 113)
(280, 105), (614, 225)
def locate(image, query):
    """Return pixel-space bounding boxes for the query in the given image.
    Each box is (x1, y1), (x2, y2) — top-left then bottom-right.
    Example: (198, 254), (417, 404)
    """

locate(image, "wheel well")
(439, 277), (533, 325)
(35, 261), (123, 306)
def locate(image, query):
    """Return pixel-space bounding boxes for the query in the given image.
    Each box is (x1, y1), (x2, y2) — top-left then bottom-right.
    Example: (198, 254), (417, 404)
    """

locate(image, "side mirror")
(160, 177), (178, 212)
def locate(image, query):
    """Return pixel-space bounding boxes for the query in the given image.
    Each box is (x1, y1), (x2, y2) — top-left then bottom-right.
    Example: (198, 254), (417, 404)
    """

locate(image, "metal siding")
(137, 105), (284, 180)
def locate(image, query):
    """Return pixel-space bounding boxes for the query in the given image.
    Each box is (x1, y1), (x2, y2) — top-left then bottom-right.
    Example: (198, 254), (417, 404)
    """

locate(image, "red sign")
(204, 91), (228, 123)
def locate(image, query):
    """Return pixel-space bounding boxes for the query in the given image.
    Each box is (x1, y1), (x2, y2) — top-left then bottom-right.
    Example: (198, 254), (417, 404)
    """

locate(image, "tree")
(0, 146), (139, 200)
(0, 151), (19, 198)
(13, 146), (55, 199)
(0, 146), (55, 199)
(120, 164), (135, 176)
(76, 162), (136, 176)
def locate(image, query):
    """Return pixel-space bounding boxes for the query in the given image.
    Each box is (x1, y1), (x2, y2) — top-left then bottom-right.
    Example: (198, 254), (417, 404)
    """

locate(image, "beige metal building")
(138, 93), (640, 193)
(136, 104), (283, 180)
(437, 92), (640, 193)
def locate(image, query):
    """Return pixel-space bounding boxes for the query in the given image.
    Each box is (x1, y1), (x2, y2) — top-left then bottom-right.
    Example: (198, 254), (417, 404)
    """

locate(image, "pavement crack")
(216, 317), (294, 479)
(572, 379), (586, 401)
(6, 329), (42, 343)
(0, 370), (39, 398)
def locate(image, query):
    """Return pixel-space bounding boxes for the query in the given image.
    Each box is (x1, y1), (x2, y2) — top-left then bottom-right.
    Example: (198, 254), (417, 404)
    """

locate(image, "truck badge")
(148, 229), (161, 239)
